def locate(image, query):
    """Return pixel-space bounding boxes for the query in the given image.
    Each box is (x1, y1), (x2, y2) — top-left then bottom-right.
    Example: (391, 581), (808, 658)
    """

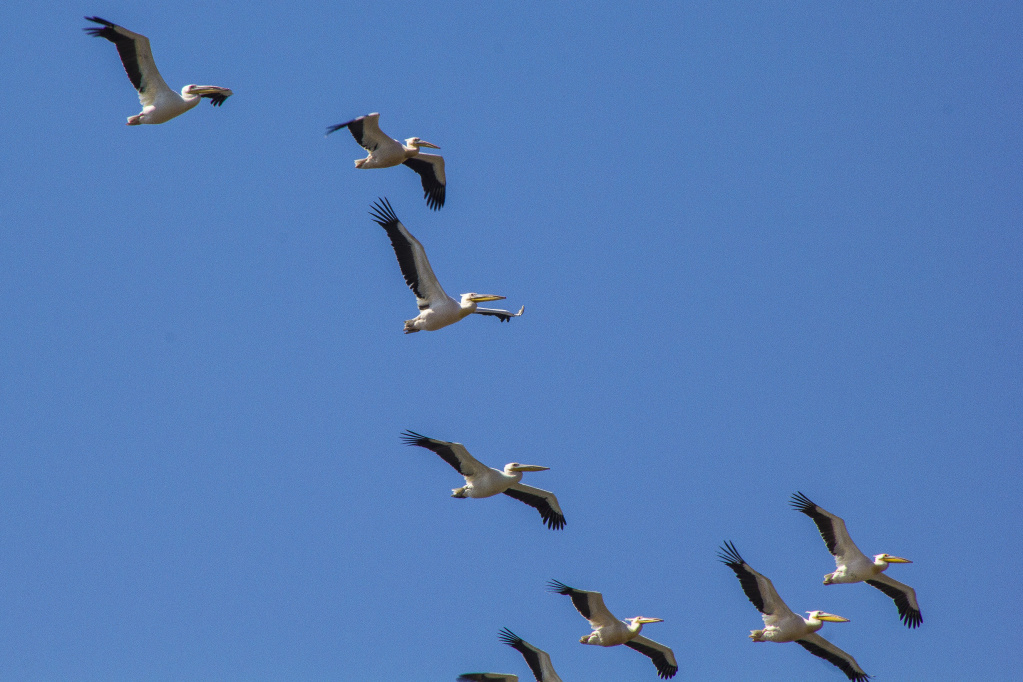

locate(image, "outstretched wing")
(624, 634), (679, 679)
(499, 628), (562, 682)
(865, 574), (922, 628)
(547, 580), (618, 629)
(502, 483), (565, 530)
(474, 306), (524, 322)
(718, 542), (797, 625)
(403, 153), (446, 210)
(796, 632), (870, 681)
(326, 112), (392, 152)
(84, 16), (172, 106)
(401, 431), (486, 477)
(369, 198), (449, 308)
(790, 492), (864, 566)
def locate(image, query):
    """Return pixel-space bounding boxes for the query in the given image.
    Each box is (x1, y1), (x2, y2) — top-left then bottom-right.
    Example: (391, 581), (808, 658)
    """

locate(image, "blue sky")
(1, 1), (1020, 679)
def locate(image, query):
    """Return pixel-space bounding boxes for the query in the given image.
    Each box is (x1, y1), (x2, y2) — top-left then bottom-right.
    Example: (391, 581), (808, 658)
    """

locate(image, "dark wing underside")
(718, 541), (767, 613)
(546, 580), (593, 619)
(499, 629), (544, 682)
(865, 578), (922, 628)
(402, 156), (446, 210)
(791, 491), (840, 554)
(400, 430), (470, 475)
(326, 115), (373, 149)
(368, 198), (424, 300)
(201, 92), (229, 106)
(502, 486), (565, 530)
(795, 637), (870, 681)
(624, 638), (679, 679)
(474, 306), (523, 322)
(84, 16), (144, 92)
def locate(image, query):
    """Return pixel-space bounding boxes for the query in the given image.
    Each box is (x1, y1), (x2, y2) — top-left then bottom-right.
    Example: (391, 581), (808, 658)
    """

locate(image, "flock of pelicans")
(83, 15), (922, 680)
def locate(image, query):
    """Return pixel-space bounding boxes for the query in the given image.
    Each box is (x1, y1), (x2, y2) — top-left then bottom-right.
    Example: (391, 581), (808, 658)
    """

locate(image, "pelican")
(718, 542), (869, 682)
(369, 199), (523, 333)
(547, 580), (678, 679)
(327, 113), (446, 209)
(401, 431), (564, 529)
(84, 17), (232, 125)
(459, 628), (563, 682)
(791, 491), (922, 628)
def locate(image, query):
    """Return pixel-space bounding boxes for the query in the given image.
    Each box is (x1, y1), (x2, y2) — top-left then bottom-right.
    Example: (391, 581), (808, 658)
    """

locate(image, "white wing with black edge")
(84, 16), (171, 107)
(474, 305), (524, 322)
(498, 628), (562, 682)
(790, 492), (864, 565)
(403, 153), (446, 210)
(547, 580), (618, 630)
(865, 573), (922, 628)
(624, 634), (679, 679)
(795, 632), (870, 681)
(326, 112), (391, 152)
(718, 542), (798, 627)
(401, 431), (487, 477)
(502, 483), (565, 530)
(369, 198), (449, 309)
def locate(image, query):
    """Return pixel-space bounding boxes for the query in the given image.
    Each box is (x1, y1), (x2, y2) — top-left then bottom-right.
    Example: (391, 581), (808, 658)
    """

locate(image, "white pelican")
(369, 199), (523, 333)
(459, 628), (563, 682)
(327, 113), (446, 209)
(718, 542), (870, 682)
(84, 17), (232, 125)
(547, 580), (678, 679)
(401, 431), (565, 529)
(791, 491), (922, 628)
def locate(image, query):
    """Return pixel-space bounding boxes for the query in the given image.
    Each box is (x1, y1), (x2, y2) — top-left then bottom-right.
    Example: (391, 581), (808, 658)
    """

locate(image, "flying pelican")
(401, 431), (565, 529)
(718, 542), (870, 682)
(369, 199), (523, 333)
(327, 113), (446, 209)
(84, 17), (232, 125)
(547, 580), (678, 679)
(458, 628), (563, 682)
(791, 491), (922, 628)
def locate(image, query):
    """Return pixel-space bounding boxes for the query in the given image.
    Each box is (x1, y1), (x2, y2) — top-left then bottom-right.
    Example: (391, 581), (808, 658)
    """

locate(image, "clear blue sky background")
(2, 2), (1020, 680)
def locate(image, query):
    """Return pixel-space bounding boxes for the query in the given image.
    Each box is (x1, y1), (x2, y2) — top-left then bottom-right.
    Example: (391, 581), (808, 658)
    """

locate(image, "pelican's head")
(405, 137), (440, 150)
(806, 611), (850, 624)
(626, 616), (663, 635)
(504, 463), (550, 474)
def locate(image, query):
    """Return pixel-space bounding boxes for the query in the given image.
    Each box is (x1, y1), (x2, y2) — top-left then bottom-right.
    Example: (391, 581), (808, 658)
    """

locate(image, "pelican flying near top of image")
(459, 628), (563, 682)
(328, 113), (446, 209)
(547, 580), (678, 679)
(84, 17), (232, 125)
(401, 431), (564, 529)
(791, 491), (922, 628)
(718, 542), (870, 682)
(370, 199), (523, 333)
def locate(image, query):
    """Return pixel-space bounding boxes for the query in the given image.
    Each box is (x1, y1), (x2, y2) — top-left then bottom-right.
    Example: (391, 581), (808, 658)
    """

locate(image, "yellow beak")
(635, 617), (664, 624)
(816, 614), (850, 623)
(468, 294), (506, 302)
(418, 140), (441, 149)
(509, 464), (550, 472)
(882, 556), (912, 564)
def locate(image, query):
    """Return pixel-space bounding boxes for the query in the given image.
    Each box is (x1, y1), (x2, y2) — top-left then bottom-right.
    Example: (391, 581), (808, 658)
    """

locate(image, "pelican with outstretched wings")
(791, 491), (921, 628)
(84, 17), (232, 125)
(547, 580), (678, 678)
(718, 541), (870, 681)
(328, 113), (446, 209)
(402, 431), (564, 529)
(369, 199), (523, 333)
